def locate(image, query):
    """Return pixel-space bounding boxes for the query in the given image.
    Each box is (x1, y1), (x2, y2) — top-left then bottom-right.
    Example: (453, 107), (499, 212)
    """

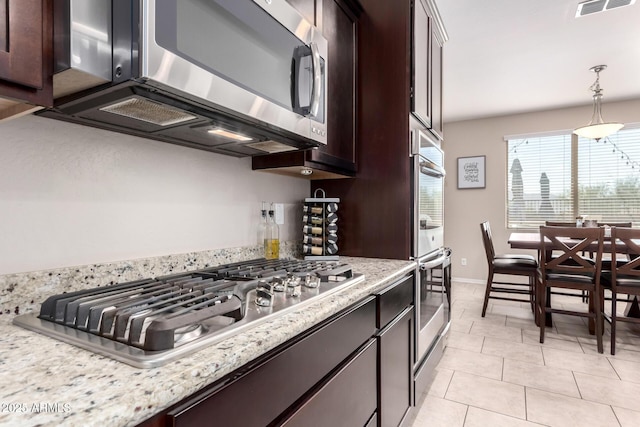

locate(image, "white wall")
(444, 98), (640, 282)
(0, 115), (309, 275)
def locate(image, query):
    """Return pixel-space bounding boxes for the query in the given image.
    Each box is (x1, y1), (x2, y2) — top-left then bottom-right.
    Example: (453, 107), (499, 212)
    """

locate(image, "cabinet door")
(281, 338), (378, 427)
(167, 297), (376, 427)
(412, 0), (431, 128)
(308, 0), (358, 172)
(379, 306), (414, 427)
(0, 0), (53, 106)
(430, 28), (443, 139)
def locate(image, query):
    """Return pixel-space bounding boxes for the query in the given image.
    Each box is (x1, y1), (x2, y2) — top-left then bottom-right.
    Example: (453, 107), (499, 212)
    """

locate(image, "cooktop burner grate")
(13, 258), (363, 368)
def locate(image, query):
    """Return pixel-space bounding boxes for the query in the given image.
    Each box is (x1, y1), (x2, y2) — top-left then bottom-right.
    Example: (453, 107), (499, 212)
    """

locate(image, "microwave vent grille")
(100, 97), (197, 126)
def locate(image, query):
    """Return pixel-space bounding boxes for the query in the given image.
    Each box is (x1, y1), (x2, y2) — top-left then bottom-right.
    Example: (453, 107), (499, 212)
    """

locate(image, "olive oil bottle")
(264, 204), (280, 259)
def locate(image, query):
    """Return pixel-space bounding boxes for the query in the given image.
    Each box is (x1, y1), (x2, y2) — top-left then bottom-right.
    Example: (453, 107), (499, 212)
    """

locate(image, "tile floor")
(411, 281), (640, 427)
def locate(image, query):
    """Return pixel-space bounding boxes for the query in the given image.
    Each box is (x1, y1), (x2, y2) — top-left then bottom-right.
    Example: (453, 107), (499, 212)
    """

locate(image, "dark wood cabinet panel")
(312, 0), (413, 259)
(0, 0), (53, 106)
(411, 0), (444, 140)
(376, 274), (415, 427)
(142, 296), (376, 427)
(376, 274), (414, 329)
(412, 0), (431, 128)
(311, 0), (445, 260)
(379, 306), (414, 427)
(430, 27), (443, 139)
(280, 338), (377, 427)
(310, 0), (357, 169)
(252, 0), (361, 179)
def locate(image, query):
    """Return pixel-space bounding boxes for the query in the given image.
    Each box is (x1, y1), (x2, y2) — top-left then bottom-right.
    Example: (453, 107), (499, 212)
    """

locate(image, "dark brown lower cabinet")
(138, 296), (377, 427)
(375, 275), (415, 427)
(279, 338), (377, 426)
(378, 307), (414, 427)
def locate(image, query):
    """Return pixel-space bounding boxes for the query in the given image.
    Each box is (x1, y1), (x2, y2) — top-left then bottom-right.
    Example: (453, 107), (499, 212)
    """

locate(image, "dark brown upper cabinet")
(0, 0), (54, 118)
(311, 0), (447, 260)
(412, 0), (445, 140)
(252, 0), (361, 180)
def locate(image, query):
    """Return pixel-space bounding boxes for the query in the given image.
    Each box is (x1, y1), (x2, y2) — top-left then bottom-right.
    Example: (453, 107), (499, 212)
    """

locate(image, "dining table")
(508, 231), (640, 332)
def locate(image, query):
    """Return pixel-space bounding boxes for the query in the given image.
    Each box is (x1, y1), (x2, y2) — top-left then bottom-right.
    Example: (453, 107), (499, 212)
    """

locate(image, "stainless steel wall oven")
(411, 128), (450, 383)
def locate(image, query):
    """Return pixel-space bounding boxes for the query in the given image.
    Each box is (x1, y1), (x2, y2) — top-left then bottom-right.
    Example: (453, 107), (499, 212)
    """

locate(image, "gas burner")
(13, 258), (364, 368)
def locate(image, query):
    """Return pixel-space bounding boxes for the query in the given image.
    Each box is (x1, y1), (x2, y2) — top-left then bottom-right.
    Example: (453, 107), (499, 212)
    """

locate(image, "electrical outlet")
(461, 258), (467, 266)
(274, 203), (284, 225)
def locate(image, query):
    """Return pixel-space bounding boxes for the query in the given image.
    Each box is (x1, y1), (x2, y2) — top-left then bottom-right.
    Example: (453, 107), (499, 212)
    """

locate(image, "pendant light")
(573, 65), (623, 141)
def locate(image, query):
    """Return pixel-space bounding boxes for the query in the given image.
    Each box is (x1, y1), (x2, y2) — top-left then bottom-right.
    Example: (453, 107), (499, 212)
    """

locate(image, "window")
(506, 126), (640, 228)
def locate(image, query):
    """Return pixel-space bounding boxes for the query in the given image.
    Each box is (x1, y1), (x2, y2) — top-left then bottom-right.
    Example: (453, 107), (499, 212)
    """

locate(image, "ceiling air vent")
(605, 0), (635, 9)
(576, 0), (636, 17)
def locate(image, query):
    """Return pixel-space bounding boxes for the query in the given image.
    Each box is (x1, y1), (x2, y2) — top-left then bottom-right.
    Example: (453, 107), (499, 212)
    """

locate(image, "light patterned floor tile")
(526, 387), (619, 427)
(445, 371), (526, 419)
(469, 321), (523, 343)
(414, 281), (640, 427)
(506, 316), (541, 332)
(609, 357), (640, 384)
(411, 395), (467, 427)
(542, 347), (618, 379)
(575, 371), (640, 411)
(555, 320), (600, 339)
(459, 309), (507, 326)
(450, 318), (473, 333)
(427, 368), (454, 398)
(464, 406), (544, 427)
(447, 330), (484, 352)
(522, 329), (585, 353)
(436, 347), (503, 380)
(482, 337), (544, 365)
(502, 358), (580, 398)
(612, 406), (640, 427)
(490, 303), (535, 320)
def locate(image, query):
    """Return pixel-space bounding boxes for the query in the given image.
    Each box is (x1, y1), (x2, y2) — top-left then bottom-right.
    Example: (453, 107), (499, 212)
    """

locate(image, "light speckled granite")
(0, 242), (299, 323)
(0, 256), (414, 427)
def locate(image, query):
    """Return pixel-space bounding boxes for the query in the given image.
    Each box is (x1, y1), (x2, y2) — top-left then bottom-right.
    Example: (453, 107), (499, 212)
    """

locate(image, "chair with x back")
(601, 226), (640, 355)
(538, 226), (605, 353)
(480, 221), (538, 317)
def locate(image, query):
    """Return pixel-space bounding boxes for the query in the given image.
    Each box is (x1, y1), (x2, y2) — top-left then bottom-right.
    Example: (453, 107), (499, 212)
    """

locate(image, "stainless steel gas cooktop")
(13, 258), (364, 368)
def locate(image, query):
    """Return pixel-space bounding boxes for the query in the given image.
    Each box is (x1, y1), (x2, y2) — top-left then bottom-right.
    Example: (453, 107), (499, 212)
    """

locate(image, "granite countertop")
(0, 257), (414, 427)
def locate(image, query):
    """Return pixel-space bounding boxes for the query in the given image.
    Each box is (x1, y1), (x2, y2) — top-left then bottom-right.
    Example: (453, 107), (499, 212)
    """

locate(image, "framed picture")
(457, 156), (486, 189)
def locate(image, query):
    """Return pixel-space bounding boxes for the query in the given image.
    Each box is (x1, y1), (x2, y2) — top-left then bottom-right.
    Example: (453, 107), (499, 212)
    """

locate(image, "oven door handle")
(419, 158), (446, 178)
(419, 252), (447, 270)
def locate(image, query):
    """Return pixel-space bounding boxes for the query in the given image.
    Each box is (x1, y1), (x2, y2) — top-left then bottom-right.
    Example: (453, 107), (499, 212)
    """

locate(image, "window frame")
(505, 124), (640, 229)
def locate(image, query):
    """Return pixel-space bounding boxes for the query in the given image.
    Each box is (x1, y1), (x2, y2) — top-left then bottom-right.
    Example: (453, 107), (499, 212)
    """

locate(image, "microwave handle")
(309, 42), (322, 117)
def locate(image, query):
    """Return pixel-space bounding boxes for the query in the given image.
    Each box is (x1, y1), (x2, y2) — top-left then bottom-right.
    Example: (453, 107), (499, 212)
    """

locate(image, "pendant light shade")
(573, 65), (623, 141)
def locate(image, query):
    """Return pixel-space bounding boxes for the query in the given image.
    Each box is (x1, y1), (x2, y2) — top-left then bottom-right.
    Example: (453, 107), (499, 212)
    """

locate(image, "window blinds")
(506, 126), (640, 228)
(507, 134), (573, 228)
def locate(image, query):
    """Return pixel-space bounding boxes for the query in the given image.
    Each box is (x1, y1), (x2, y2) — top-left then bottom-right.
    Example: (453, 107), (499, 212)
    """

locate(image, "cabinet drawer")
(168, 296), (376, 427)
(376, 274), (414, 329)
(281, 338), (378, 427)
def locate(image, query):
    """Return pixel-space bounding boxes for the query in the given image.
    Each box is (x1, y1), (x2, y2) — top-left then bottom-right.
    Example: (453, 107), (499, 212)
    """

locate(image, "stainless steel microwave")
(40, 0), (328, 157)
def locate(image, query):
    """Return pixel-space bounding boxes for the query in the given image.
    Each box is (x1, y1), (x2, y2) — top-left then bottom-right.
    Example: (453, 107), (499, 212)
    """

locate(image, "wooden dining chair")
(601, 226), (640, 355)
(538, 226), (605, 353)
(480, 221), (538, 317)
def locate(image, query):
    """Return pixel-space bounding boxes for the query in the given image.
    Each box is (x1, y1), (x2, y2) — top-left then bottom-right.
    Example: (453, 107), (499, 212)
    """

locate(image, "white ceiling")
(437, 0), (640, 123)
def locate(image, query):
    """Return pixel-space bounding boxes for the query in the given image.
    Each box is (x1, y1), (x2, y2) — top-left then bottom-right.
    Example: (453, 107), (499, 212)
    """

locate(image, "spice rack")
(302, 189), (339, 260)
